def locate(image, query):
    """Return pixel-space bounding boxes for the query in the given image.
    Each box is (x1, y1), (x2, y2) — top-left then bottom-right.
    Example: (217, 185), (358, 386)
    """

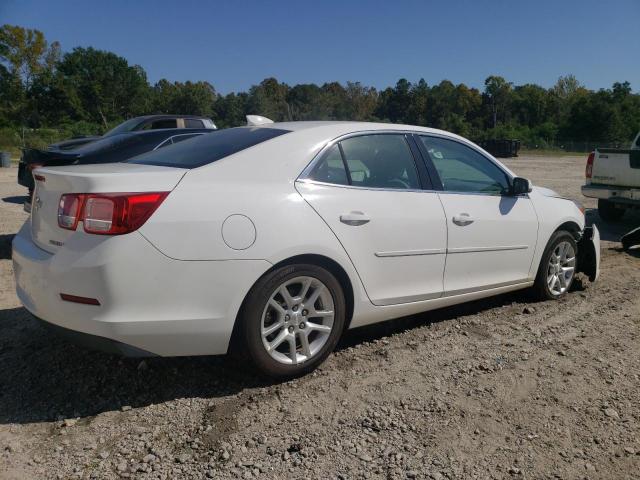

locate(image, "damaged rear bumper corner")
(577, 225), (600, 282)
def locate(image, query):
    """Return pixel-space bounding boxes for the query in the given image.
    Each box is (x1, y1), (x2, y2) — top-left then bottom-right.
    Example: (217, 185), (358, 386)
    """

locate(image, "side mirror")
(510, 177), (532, 195)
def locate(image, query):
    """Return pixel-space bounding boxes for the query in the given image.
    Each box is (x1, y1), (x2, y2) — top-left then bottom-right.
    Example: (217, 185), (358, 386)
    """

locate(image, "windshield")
(103, 118), (145, 137)
(127, 127), (290, 169)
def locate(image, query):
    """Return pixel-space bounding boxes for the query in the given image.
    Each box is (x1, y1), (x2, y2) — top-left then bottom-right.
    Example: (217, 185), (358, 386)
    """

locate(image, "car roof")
(257, 120), (456, 137)
(131, 114), (213, 121)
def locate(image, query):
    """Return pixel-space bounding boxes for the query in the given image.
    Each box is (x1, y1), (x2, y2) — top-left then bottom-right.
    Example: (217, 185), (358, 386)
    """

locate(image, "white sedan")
(12, 121), (600, 378)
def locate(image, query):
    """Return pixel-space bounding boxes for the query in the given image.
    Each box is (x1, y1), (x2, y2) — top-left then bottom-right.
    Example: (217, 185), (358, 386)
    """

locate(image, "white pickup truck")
(582, 132), (640, 221)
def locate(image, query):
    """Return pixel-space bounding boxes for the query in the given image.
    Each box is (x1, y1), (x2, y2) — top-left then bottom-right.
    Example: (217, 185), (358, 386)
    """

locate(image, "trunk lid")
(30, 163), (187, 253)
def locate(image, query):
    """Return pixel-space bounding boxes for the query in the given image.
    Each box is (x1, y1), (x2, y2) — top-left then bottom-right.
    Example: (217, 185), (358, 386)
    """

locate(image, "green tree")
(484, 75), (512, 128)
(246, 77), (291, 121)
(0, 24), (61, 127)
(152, 79), (216, 116)
(56, 47), (150, 127)
(214, 92), (249, 128)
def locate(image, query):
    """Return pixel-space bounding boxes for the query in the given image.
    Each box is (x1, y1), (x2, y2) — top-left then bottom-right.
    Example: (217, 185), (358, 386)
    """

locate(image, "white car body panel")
(437, 192), (538, 293)
(12, 121), (599, 357)
(13, 219), (271, 356)
(296, 181), (447, 305)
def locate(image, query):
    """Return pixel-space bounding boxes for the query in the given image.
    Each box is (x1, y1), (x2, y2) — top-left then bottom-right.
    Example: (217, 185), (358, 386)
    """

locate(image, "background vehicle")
(582, 132), (640, 221)
(47, 115), (217, 151)
(12, 122), (599, 378)
(18, 126), (215, 206)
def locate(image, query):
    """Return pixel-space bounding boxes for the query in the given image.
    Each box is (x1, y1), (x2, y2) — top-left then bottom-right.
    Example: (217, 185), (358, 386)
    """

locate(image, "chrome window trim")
(153, 133), (206, 151)
(296, 178), (529, 199)
(298, 129), (517, 197)
(295, 178), (435, 194)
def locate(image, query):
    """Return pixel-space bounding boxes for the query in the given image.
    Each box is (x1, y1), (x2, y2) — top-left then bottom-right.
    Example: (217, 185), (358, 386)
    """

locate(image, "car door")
(415, 135), (538, 295)
(296, 133), (447, 306)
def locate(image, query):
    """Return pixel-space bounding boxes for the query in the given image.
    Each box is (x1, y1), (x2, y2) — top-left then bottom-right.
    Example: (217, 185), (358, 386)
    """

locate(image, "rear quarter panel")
(138, 129), (371, 313)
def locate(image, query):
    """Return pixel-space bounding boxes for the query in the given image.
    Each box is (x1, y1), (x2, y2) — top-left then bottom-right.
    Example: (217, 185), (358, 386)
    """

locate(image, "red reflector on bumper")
(60, 293), (101, 306)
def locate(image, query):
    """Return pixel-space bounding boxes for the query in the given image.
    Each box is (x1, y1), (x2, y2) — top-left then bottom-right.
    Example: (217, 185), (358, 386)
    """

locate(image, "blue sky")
(2, 0), (638, 94)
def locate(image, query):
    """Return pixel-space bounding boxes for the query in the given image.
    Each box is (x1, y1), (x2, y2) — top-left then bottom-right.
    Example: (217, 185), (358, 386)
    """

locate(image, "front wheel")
(239, 264), (346, 379)
(533, 231), (578, 300)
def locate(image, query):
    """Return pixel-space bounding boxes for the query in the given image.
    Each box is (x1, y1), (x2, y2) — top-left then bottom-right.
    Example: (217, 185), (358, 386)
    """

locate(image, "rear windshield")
(127, 127), (290, 168)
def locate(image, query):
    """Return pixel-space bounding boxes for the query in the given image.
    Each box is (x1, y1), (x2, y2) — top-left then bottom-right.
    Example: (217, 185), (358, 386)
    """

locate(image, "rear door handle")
(452, 213), (474, 226)
(340, 211), (370, 226)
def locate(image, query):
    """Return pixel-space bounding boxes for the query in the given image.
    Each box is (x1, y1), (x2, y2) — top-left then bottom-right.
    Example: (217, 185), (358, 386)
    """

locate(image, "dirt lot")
(0, 155), (639, 480)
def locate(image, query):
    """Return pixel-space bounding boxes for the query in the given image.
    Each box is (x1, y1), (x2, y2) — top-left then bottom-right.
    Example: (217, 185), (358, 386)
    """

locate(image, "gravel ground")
(0, 155), (639, 480)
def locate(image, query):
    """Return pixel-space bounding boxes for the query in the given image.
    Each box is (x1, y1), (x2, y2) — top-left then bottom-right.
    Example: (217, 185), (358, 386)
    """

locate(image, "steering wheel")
(387, 178), (411, 189)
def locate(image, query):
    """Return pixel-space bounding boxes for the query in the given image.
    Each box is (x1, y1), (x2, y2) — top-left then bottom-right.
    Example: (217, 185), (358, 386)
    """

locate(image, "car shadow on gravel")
(337, 289), (532, 351)
(0, 283), (580, 425)
(2, 195), (27, 205)
(0, 234), (15, 260)
(0, 307), (270, 425)
(586, 207), (640, 243)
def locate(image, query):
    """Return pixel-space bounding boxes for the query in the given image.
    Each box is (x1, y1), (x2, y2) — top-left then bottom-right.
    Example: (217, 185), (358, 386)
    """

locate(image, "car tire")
(533, 231), (578, 301)
(598, 199), (625, 222)
(239, 264), (346, 379)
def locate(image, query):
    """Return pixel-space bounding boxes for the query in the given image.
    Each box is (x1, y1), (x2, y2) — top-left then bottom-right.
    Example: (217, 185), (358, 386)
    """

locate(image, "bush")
(0, 121), (103, 152)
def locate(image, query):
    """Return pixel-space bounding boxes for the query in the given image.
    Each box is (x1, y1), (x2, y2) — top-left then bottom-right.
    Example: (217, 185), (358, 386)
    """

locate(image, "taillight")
(57, 192), (168, 235)
(58, 194), (84, 230)
(585, 152), (595, 179)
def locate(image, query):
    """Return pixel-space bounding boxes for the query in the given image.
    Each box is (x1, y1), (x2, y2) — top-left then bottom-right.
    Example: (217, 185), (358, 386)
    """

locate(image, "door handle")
(340, 211), (370, 226)
(452, 213), (474, 226)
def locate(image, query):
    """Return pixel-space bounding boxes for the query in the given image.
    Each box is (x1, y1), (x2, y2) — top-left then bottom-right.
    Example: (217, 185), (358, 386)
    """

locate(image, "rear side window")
(184, 119), (204, 128)
(307, 144), (349, 185)
(308, 134), (420, 190)
(128, 127), (290, 168)
(147, 119), (177, 129)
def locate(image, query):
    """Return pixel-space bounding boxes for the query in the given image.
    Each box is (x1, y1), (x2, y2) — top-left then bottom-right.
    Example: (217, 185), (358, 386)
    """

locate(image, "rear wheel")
(533, 231), (577, 300)
(239, 264), (346, 379)
(598, 199), (625, 222)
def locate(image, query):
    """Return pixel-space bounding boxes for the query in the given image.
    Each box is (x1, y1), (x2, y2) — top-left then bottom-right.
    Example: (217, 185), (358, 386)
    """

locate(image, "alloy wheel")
(547, 241), (576, 296)
(260, 276), (335, 365)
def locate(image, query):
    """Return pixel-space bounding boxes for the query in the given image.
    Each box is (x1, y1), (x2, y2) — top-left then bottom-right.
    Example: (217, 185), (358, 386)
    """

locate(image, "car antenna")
(246, 115), (274, 126)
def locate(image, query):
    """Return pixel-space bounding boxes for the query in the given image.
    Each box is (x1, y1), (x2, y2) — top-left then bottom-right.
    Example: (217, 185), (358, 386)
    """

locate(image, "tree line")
(1, 24), (639, 151)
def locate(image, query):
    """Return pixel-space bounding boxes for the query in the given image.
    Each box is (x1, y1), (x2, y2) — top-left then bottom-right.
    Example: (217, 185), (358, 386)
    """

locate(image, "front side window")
(308, 134), (420, 190)
(419, 136), (510, 194)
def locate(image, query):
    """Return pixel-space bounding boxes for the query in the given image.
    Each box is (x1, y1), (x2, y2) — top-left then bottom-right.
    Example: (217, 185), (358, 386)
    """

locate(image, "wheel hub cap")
(260, 276), (335, 365)
(546, 241), (576, 296)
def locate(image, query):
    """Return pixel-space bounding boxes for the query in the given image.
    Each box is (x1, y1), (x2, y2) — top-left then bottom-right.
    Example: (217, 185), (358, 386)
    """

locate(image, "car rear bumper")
(12, 221), (271, 356)
(32, 313), (157, 357)
(582, 184), (640, 205)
